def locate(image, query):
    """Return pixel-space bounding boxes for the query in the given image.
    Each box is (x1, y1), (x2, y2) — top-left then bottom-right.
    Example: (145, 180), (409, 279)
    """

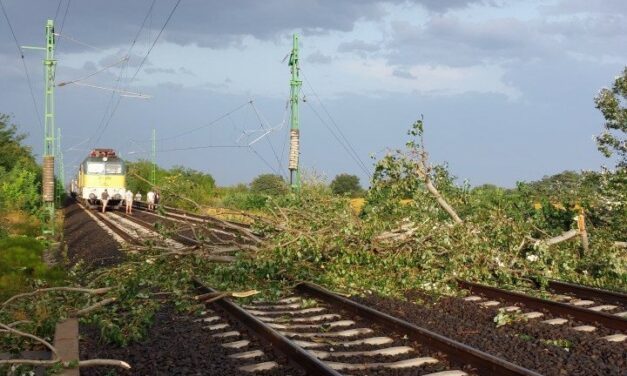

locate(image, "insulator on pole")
(43, 156), (55, 202)
(288, 129), (300, 171)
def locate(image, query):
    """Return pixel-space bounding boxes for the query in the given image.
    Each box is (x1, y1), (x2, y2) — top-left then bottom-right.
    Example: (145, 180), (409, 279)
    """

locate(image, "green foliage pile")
(330, 173), (363, 197)
(208, 120), (626, 298)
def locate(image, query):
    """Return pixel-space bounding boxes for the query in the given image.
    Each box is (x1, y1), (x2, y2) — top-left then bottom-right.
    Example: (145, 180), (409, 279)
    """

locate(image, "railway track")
(73, 202), (625, 374)
(194, 280), (542, 376)
(458, 280), (627, 339)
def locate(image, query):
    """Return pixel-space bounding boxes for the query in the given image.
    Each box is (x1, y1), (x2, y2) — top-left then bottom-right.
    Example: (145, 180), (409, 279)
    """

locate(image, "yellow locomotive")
(73, 149), (126, 208)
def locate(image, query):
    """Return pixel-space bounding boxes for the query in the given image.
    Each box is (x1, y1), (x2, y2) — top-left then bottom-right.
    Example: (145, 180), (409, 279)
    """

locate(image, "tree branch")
(2, 287), (113, 309)
(72, 297), (117, 317)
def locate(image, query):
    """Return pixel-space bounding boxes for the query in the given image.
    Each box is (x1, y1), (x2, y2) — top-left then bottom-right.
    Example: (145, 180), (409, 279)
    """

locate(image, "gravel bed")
(354, 291), (627, 376)
(80, 304), (306, 376)
(63, 200), (125, 268)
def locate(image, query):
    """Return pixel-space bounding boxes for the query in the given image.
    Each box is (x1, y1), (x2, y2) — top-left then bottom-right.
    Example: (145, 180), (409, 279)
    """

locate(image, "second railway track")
(194, 279), (543, 376)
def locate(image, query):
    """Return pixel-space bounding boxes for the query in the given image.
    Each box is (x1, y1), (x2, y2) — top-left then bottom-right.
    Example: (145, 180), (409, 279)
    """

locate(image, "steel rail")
(134, 201), (251, 229)
(90, 210), (142, 246)
(297, 282), (541, 376)
(545, 280), (627, 306)
(192, 279), (341, 376)
(115, 210), (200, 246)
(458, 280), (627, 331)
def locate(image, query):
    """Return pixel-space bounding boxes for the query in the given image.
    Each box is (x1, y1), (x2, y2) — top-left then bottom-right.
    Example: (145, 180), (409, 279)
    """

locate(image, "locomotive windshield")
(86, 162), (124, 174)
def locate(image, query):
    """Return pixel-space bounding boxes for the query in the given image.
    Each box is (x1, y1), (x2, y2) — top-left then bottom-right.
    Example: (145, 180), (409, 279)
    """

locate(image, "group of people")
(100, 188), (160, 214)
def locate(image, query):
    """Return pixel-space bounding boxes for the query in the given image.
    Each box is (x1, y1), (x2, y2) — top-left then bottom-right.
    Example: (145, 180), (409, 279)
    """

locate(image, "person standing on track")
(154, 191), (161, 209)
(101, 189), (109, 213)
(147, 190), (155, 211)
(125, 189), (134, 214)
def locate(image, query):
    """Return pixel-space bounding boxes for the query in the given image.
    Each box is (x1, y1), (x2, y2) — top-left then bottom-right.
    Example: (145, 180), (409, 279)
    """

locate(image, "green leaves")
(594, 67), (627, 166)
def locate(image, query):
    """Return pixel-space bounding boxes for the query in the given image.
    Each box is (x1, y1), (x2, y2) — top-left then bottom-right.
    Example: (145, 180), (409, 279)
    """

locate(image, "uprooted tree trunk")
(412, 118), (463, 225)
(374, 119), (463, 245)
(416, 158), (463, 225)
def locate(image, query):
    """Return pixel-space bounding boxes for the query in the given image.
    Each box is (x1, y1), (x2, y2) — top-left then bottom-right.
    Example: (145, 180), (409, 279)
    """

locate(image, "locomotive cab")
(77, 149), (126, 208)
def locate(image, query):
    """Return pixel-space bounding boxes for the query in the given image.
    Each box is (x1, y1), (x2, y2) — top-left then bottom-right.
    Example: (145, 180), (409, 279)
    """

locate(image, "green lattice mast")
(23, 20), (57, 235)
(43, 20), (56, 234)
(288, 33), (302, 191)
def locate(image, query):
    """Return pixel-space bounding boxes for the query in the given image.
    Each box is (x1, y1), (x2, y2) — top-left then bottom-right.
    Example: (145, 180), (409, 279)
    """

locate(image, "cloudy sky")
(1, 0), (625, 187)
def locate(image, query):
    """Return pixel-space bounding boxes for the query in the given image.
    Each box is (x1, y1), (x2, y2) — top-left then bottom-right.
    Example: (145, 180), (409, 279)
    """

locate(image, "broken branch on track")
(2, 287), (113, 309)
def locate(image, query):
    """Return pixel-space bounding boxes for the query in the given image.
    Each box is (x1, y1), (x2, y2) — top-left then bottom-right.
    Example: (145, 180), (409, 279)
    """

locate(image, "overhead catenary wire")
(0, 0), (43, 129)
(53, 32), (105, 51)
(71, 82), (151, 98)
(157, 145), (248, 152)
(55, 0), (71, 49)
(157, 100), (252, 142)
(302, 72), (371, 177)
(249, 100), (285, 173)
(57, 56), (129, 86)
(91, 0), (181, 147)
(88, 0), (158, 147)
(128, 0), (182, 83)
(54, 0), (63, 22)
(304, 98), (372, 178)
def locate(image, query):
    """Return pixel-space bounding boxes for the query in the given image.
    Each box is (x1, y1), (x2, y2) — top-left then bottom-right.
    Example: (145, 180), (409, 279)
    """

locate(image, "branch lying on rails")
(72, 297), (117, 317)
(76, 359), (131, 369)
(195, 289), (259, 303)
(2, 287), (113, 309)
(0, 322), (59, 364)
(527, 229), (579, 247)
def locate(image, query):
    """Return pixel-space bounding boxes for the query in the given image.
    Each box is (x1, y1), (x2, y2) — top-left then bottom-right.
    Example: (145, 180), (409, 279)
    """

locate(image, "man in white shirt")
(125, 189), (134, 214)
(147, 190), (155, 211)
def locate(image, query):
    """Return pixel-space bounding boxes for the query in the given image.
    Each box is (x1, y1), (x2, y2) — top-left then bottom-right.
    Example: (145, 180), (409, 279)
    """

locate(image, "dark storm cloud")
(0, 1), (394, 52)
(1, 1), (494, 56)
(386, 10), (627, 67)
